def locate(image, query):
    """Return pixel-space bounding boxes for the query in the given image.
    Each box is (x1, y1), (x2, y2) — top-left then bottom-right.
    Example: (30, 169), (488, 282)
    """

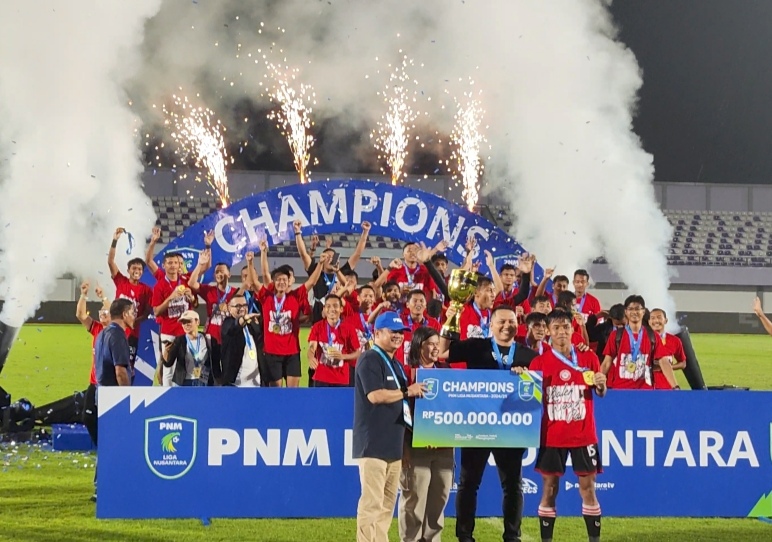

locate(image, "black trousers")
(455, 447), (525, 542)
(82, 384), (97, 446)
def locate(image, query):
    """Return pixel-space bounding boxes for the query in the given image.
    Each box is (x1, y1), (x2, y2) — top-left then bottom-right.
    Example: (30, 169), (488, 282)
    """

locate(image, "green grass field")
(0, 325), (771, 541)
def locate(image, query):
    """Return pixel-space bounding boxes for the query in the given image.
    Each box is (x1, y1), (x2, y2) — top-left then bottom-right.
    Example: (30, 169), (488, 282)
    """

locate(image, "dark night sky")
(611, 0), (772, 184)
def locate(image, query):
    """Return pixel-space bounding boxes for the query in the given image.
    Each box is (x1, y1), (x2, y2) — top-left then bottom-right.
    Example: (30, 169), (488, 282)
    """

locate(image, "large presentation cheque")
(412, 368), (543, 448)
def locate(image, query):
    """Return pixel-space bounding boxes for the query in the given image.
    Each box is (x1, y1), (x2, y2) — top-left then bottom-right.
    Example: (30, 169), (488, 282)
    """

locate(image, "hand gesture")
(754, 296), (764, 317)
(310, 234), (319, 252)
(573, 311), (586, 326)
(151, 227), (161, 242)
(170, 287), (184, 299)
(203, 230), (215, 246)
(407, 381), (427, 398)
(80, 281), (90, 295)
(327, 348), (343, 361)
(162, 341), (173, 362)
(433, 239), (449, 253)
(245, 251), (254, 263)
(361, 221), (371, 233)
(95, 286), (105, 299)
(370, 256), (382, 268)
(416, 242), (433, 263)
(484, 249), (495, 268)
(198, 250), (211, 267)
(465, 235), (476, 253)
(258, 239), (268, 252)
(471, 261), (481, 273)
(544, 266), (555, 279)
(325, 236), (333, 250)
(113, 227), (125, 241)
(319, 251), (332, 266)
(388, 258), (402, 270)
(444, 305), (458, 321)
(515, 305), (524, 317)
(511, 366), (526, 375)
(293, 220), (302, 235)
(517, 253), (535, 274)
(593, 372), (607, 388)
(576, 342), (590, 352)
(183, 288), (195, 302)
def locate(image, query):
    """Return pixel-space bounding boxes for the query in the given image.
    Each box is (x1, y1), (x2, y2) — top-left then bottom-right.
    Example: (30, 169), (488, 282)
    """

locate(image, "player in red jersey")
(522, 312), (550, 355)
(152, 251), (196, 386)
(345, 284), (377, 350)
(75, 281), (111, 445)
(308, 295), (361, 387)
(368, 281), (403, 323)
(458, 276), (496, 339)
(249, 248), (327, 387)
(386, 242), (433, 303)
(648, 308), (684, 390)
(396, 290), (441, 375)
(572, 270), (602, 323)
(536, 273), (569, 309)
(107, 228), (152, 378)
(495, 263), (525, 309)
(188, 249), (239, 383)
(429, 252), (449, 305)
(601, 295), (677, 390)
(519, 309), (607, 542)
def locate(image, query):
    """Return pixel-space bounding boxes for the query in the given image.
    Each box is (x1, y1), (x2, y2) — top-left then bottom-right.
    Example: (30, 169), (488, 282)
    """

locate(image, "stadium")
(1, 2), (772, 542)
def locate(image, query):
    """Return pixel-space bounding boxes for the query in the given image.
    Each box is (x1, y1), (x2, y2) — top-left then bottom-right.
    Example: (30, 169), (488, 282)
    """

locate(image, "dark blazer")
(220, 316), (263, 386)
(163, 334), (214, 386)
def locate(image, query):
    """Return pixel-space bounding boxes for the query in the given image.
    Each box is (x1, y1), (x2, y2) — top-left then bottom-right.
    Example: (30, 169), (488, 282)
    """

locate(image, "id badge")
(248, 348), (257, 360)
(402, 399), (413, 428)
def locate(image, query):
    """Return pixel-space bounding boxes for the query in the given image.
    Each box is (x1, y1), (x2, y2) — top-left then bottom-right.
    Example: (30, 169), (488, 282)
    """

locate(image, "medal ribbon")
(626, 325), (644, 362)
(473, 302), (491, 337)
(218, 286), (232, 305)
(359, 313), (372, 340)
(125, 231), (135, 256)
(491, 338), (516, 370)
(552, 345), (582, 371)
(403, 263), (417, 286)
(407, 315), (426, 329)
(186, 334), (203, 364)
(322, 272), (337, 294)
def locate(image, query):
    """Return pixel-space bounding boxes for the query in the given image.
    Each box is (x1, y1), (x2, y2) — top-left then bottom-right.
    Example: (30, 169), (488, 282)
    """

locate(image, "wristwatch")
(402, 390), (409, 400)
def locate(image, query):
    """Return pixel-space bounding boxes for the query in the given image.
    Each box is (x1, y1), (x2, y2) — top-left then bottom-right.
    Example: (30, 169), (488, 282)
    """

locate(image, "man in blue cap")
(353, 312), (427, 542)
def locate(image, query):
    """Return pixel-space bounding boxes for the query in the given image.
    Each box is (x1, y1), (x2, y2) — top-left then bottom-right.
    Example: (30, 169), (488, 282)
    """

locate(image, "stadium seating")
(153, 198), (772, 267)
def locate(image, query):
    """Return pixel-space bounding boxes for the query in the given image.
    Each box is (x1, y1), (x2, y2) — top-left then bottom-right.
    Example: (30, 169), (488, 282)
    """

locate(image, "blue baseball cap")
(374, 312), (409, 332)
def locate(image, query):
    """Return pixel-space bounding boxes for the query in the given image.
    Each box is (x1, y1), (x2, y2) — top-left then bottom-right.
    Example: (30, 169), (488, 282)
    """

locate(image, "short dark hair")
(271, 267), (290, 280)
(557, 291), (576, 308)
(574, 269), (590, 279)
(110, 298), (134, 319)
(650, 307), (667, 319)
(525, 312), (548, 327)
(276, 264), (294, 277)
(324, 294), (342, 306)
(624, 294), (646, 309)
(383, 280), (400, 292)
(342, 269), (358, 279)
(431, 253), (448, 265)
(214, 262), (230, 271)
(608, 303), (625, 321)
(403, 242), (418, 250)
(475, 276), (492, 291)
(406, 289), (426, 303)
(491, 305), (516, 319)
(408, 326), (440, 368)
(546, 309), (573, 326)
(532, 295), (550, 306)
(127, 258), (146, 270)
(358, 284), (375, 295)
(499, 263), (517, 273)
(553, 275), (569, 285)
(322, 248), (335, 255)
(163, 252), (180, 262)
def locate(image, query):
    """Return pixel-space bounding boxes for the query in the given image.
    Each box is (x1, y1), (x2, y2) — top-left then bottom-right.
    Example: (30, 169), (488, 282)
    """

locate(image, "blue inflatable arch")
(132, 180), (541, 385)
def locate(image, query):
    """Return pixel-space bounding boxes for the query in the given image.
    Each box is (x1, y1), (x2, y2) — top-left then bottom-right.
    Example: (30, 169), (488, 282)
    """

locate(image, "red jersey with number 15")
(530, 347), (601, 448)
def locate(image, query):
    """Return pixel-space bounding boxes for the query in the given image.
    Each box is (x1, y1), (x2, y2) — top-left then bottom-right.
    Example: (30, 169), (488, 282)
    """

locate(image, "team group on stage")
(89, 220), (691, 542)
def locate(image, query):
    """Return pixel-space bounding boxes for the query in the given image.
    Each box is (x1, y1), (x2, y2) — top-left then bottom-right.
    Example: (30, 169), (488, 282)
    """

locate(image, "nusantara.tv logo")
(145, 415), (197, 480)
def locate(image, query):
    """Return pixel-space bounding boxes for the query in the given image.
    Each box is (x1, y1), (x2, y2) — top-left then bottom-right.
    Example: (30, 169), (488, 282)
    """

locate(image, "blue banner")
(97, 388), (772, 519)
(413, 368), (543, 448)
(131, 180), (542, 386)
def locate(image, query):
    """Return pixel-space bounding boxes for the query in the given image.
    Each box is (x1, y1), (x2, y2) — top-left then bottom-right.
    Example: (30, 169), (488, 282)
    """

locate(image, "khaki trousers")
(357, 457), (401, 542)
(398, 447), (454, 542)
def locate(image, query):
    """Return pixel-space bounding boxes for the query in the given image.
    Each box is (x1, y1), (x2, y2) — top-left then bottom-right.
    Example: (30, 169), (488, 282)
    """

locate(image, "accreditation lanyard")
(403, 264), (417, 286)
(407, 315), (426, 329)
(473, 302), (491, 337)
(359, 313), (372, 340)
(372, 345), (412, 428)
(186, 335), (203, 363)
(326, 320), (340, 346)
(322, 272), (336, 294)
(626, 325), (644, 362)
(491, 338), (516, 370)
(244, 291), (260, 314)
(274, 294), (287, 316)
(218, 286), (232, 305)
(576, 294), (586, 313)
(244, 327), (256, 359)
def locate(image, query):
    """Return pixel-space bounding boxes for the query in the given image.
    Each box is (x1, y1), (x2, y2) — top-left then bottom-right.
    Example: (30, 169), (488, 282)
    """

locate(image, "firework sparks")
(265, 62), (317, 184)
(372, 54), (420, 185)
(163, 94), (232, 207)
(449, 90), (487, 211)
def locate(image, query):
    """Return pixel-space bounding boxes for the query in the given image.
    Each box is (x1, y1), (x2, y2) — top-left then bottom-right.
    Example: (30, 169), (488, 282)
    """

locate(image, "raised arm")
(76, 281), (93, 329)
(260, 242), (271, 285)
(246, 250), (263, 291)
(293, 220), (314, 271)
(187, 249), (210, 291)
(304, 252), (329, 291)
(485, 250), (504, 295)
(107, 228), (124, 278)
(145, 227), (161, 275)
(418, 241), (450, 300)
(753, 297), (772, 337)
(346, 221), (371, 269)
(534, 266), (555, 298)
(512, 255), (535, 306)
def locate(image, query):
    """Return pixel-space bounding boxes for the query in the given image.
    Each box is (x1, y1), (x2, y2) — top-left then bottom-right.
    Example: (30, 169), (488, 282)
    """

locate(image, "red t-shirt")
(258, 285), (305, 355)
(395, 313), (441, 373)
(309, 320), (360, 385)
(88, 321), (104, 385)
(387, 264), (432, 301)
(459, 303), (491, 340)
(196, 284), (239, 343)
(151, 274), (191, 336)
(530, 347), (601, 448)
(494, 289), (531, 311)
(519, 337), (552, 356)
(113, 272), (152, 339)
(344, 311), (373, 351)
(653, 332), (686, 390)
(574, 293), (602, 321)
(602, 327), (654, 390)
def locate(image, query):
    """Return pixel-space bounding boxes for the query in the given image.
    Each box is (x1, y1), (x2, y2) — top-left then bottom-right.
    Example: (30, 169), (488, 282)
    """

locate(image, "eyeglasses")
(229, 303), (248, 309)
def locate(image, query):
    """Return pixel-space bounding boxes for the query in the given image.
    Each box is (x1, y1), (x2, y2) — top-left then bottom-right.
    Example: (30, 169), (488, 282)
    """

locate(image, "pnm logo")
(145, 415), (197, 480)
(518, 380), (535, 401)
(422, 378), (439, 401)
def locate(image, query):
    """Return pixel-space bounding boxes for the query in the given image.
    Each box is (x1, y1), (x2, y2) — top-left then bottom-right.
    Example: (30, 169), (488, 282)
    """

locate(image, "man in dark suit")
(220, 294), (263, 386)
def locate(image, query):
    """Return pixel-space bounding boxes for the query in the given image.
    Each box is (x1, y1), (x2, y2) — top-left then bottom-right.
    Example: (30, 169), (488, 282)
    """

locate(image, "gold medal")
(218, 302), (227, 313)
(626, 361), (636, 373)
(582, 370), (595, 386)
(176, 285), (186, 293)
(248, 348), (257, 360)
(193, 366), (201, 379)
(272, 324), (281, 334)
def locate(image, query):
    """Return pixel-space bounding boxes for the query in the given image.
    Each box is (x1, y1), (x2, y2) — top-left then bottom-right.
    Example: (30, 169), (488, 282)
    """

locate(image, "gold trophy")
(441, 269), (478, 338)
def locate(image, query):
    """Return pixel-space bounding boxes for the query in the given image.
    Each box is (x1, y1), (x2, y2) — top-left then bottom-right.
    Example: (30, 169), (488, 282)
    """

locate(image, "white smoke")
(0, 1), (162, 326)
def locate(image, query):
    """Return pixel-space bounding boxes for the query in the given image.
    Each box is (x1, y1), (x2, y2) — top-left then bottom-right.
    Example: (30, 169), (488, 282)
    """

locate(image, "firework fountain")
(449, 88), (488, 211)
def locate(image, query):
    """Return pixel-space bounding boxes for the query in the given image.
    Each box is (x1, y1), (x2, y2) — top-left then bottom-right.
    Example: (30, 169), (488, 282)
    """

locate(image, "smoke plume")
(0, 1), (161, 326)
